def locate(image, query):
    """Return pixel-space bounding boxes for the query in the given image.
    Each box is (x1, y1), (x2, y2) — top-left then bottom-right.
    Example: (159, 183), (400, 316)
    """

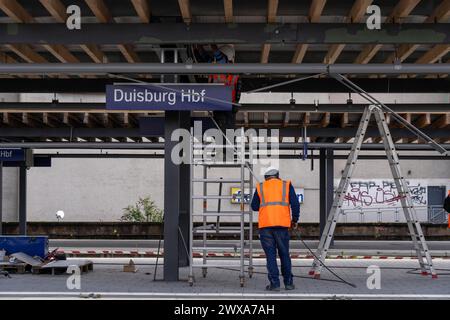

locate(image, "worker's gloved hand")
(291, 221), (298, 230)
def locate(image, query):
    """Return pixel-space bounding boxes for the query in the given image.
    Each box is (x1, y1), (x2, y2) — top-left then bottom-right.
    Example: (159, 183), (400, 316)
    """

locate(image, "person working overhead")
(192, 44), (240, 131)
(250, 167), (300, 291)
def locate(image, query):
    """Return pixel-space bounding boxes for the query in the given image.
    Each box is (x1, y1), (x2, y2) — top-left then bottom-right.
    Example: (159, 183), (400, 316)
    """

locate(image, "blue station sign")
(0, 148), (25, 162)
(106, 83), (232, 111)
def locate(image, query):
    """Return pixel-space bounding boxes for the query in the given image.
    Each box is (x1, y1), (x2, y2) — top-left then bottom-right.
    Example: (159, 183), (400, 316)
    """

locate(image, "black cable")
(292, 229), (357, 288)
(215, 267), (352, 285)
(153, 221), (164, 281)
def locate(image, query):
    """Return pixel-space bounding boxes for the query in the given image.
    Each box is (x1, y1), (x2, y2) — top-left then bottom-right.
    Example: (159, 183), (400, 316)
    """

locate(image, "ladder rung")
(192, 247), (242, 251)
(191, 263), (251, 268)
(194, 163), (246, 168)
(194, 229), (249, 234)
(193, 144), (240, 149)
(193, 212), (249, 216)
(192, 179), (251, 183)
(192, 195), (234, 199)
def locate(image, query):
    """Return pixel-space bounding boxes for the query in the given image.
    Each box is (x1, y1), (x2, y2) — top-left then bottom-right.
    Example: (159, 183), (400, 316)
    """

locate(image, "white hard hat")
(56, 210), (65, 219)
(219, 44), (235, 62)
(264, 166), (279, 177)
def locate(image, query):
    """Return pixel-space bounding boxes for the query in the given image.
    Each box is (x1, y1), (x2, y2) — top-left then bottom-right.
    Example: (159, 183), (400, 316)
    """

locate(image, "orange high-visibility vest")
(209, 74), (239, 102)
(256, 179), (291, 228)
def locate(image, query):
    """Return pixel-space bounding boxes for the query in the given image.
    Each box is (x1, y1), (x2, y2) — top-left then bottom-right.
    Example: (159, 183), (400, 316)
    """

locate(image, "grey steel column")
(164, 110), (181, 281)
(19, 165), (27, 235)
(319, 149), (334, 239)
(178, 110), (191, 267)
(0, 162), (2, 235)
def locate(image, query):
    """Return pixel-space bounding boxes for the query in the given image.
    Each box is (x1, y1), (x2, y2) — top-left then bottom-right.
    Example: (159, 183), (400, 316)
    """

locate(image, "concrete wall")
(1, 155), (448, 223)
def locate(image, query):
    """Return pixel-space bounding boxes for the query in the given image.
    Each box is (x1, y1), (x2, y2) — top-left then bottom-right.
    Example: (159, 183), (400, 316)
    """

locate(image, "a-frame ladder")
(309, 105), (437, 279)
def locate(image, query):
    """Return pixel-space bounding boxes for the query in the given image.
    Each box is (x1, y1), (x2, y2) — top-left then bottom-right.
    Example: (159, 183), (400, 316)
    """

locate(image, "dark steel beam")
(163, 111), (181, 281)
(1, 23), (450, 45)
(0, 127), (448, 140)
(238, 104), (450, 113)
(319, 149), (334, 239)
(0, 162), (2, 235)
(2, 78), (450, 93)
(38, 153), (449, 160)
(1, 102), (449, 113)
(2, 63), (450, 75)
(0, 142), (448, 151)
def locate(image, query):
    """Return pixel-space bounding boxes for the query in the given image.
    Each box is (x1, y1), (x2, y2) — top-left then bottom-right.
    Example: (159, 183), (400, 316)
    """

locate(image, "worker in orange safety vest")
(444, 190), (450, 228)
(250, 167), (300, 291)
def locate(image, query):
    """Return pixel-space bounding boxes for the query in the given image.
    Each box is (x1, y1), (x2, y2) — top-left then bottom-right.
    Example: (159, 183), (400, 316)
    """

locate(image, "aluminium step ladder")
(188, 128), (255, 287)
(309, 105), (437, 279)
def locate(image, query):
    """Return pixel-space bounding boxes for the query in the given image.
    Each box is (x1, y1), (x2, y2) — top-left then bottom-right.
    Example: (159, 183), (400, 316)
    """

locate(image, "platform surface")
(0, 258), (449, 299)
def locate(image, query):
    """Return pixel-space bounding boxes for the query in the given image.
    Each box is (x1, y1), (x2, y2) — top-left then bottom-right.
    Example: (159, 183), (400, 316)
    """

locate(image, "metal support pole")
(163, 111), (181, 281)
(178, 110), (191, 267)
(0, 162), (2, 235)
(319, 149), (334, 241)
(163, 49), (191, 279)
(18, 165), (27, 235)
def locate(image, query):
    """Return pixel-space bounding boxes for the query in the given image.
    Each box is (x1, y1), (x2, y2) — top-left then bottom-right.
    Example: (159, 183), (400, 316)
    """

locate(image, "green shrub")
(120, 196), (164, 223)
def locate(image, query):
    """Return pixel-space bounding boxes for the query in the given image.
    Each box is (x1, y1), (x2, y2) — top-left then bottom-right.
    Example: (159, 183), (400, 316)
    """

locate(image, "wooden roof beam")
(292, 44), (308, 64)
(263, 112), (269, 127)
(292, 1), (327, 64)
(80, 44), (107, 63)
(303, 112), (310, 126)
(267, 0), (279, 23)
(39, 0), (68, 22)
(425, 0), (450, 22)
(63, 112), (81, 127)
(357, 0), (420, 64)
(2, 112), (23, 127)
(243, 111), (249, 127)
(86, 1), (138, 64)
(123, 112), (138, 128)
(309, 0), (327, 22)
(0, 0), (34, 22)
(415, 113), (431, 128)
(43, 112), (62, 127)
(261, 44), (271, 63)
(385, 1), (450, 64)
(340, 112), (349, 128)
(430, 114), (450, 129)
(131, 0), (150, 23)
(85, 0), (113, 23)
(224, 0), (233, 23)
(283, 112), (290, 127)
(260, 0), (279, 64)
(0, 51), (17, 63)
(42, 44), (79, 63)
(388, 0), (421, 23)
(354, 44), (383, 64)
(178, 0), (192, 24)
(385, 44), (420, 64)
(415, 44), (450, 64)
(4, 0), (76, 66)
(5, 44), (48, 63)
(324, 0), (373, 64)
(118, 44), (141, 63)
(22, 113), (43, 127)
(320, 112), (330, 127)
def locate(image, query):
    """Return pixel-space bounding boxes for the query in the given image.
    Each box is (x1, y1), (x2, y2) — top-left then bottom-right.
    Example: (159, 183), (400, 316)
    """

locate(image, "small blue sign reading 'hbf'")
(0, 148), (25, 162)
(106, 83), (233, 111)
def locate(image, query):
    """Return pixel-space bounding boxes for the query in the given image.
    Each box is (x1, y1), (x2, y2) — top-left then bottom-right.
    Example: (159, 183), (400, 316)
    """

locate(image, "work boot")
(285, 284), (295, 290)
(265, 284), (280, 291)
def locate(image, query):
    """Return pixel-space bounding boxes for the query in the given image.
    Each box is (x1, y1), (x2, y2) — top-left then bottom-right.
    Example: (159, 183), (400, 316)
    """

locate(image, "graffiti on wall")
(338, 179), (427, 208)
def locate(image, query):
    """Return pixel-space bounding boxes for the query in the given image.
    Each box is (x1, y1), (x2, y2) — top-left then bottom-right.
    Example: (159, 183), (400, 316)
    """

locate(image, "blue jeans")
(259, 227), (293, 288)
